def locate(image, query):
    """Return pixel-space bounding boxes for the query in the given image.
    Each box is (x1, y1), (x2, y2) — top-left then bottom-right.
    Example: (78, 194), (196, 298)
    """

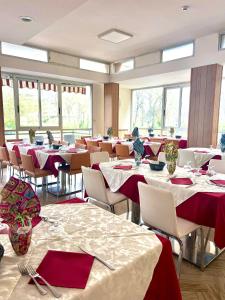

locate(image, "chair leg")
(177, 238), (184, 278)
(126, 199), (129, 220)
(110, 205), (115, 214)
(34, 178), (37, 192)
(200, 227), (205, 271)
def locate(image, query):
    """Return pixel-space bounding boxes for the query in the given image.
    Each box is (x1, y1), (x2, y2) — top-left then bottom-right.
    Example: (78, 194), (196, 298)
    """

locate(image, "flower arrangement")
(107, 127), (113, 137)
(165, 142), (178, 162)
(46, 130), (54, 145)
(0, 177), (40, 255)
(28, 128), (35, 144)
(169, 127), (175, 137)
(132, 127), (139, 138)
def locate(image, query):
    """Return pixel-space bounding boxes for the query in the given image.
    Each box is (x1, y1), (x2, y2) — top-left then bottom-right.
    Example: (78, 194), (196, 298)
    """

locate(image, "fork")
(26, 265), (62, 298)
(18, 264), (47, 296)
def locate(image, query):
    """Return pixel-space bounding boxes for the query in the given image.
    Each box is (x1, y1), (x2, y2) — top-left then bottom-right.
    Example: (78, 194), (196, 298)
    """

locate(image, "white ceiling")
(1, 0), (225, 62)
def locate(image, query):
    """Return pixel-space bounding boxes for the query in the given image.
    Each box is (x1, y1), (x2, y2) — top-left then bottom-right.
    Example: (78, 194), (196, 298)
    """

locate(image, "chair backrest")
(75, 139), (86, 145)
(177, 149), (196, 168)
(70, 152), (90, 171)
(124, 133), (132, 139)
(20, 154), (35, 173)
(138, 182), (179, 237)
(0, 146), (9, 161)
(90, 151), (109, 165)
(115, 144), (130, 158)
(8, 150), (20, 166)
(98, 142), (113, 154)
(158, 152), (166, 163)
(86, 140), (99, 147)
(75, 143), (87, 149)
(87, 145), (101, 153)
(209, 158), (225, 173)
(82, 166), (108, 204)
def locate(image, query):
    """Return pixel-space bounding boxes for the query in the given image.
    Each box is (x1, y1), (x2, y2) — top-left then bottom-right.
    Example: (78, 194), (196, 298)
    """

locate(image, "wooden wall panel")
(188, 64), (223, 147)
(0, 69), (5, 146)
(104, 83), (119, 136)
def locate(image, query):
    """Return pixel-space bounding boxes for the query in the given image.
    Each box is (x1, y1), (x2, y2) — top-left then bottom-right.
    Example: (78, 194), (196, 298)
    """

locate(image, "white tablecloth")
(0, 203), (162, 300)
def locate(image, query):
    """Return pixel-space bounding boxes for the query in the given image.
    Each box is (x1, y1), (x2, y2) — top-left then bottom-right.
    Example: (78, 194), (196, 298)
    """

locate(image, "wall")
(119, 87), (131, 137)
(92, 83), (104, 136)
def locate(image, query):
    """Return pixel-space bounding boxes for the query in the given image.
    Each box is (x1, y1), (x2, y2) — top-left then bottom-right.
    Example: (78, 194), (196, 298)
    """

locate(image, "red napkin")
(66, 148), (77, 153)
(170, 178), (193, 185)
(30, 250), (94, 289)
(191, 169), (207, 175)
(194, 150), (209, 154)
(113, 165), (132, 170)
(210, 180), (225, 186)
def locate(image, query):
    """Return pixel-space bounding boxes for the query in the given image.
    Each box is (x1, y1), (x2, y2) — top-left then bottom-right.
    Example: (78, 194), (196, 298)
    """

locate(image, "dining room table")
(0, 199), (181, 300)
(91, 159), (225, 269)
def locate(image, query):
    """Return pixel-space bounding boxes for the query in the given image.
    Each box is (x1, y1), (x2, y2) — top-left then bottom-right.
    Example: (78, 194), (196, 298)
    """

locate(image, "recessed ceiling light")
(19, 16), (33, 23)
(98, 29), (133, 44)
(181, 5), (190, 11)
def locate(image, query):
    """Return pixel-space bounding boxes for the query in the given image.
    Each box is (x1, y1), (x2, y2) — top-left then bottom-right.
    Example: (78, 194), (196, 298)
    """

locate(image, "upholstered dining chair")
(99, 142), (117, 159)
(82, 166), (129, 218)
(20, 154), (53, 191)
(115, 144), (133, 160)
(90, 151), (109, 165)
(208, 158), (225, 174)
(138, 182), (204, 277)
(75, 142), (87, 150)
(59, 152), (90, 192)
(86, 140), (99, 147)
(0, 146), (11, 181)
(75, 138), (86, 145)
(87, 145), (101, 153)
(8, 150), (24, 178)
(177, 149), (196, 168)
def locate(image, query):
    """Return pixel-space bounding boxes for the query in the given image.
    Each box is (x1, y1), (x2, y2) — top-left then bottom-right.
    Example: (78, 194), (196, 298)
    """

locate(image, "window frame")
(161, 41), (194, 63)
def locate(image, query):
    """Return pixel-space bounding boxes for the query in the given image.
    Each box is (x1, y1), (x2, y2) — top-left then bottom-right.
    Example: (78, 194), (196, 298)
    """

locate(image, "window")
(2, 79), (16, 130)
(162, 42), (194, 62)
(132, 88), (163, 132)
(218, 79), (225, 139)
(220, 34), (225, 50)
(80, 58), (109, 73)
(119, 59), (134, 72)
(62, 85), (92, 130)
(132, 85), (190, 137)
(40, 86), (59, 127)
(1, 42), (48, 62)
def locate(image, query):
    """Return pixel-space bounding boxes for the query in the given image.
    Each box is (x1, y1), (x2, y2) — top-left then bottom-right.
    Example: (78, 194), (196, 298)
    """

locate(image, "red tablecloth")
(92, 163), (225, 248)
(27, 147), (45, 168)
(43, 154), (65, 177)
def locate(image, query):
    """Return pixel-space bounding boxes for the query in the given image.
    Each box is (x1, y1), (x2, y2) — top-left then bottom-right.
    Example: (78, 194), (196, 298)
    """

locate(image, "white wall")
(92, 83), (104, 136)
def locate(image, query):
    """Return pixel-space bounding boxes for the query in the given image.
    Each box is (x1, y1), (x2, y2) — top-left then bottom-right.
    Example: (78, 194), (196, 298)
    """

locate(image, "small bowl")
(149, 133), (155, 137)
(35, 140), (43, 146)
(103, 136), (109, 140)
(52, 144), (62, 150)
(175, 135), (182, 139)
(149, 161), (165, 171)
(127, 138), (133, 142)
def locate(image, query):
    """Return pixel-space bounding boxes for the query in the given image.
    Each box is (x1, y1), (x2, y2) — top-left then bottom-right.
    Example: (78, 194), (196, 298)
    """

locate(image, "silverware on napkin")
(79, 245), (115, 271)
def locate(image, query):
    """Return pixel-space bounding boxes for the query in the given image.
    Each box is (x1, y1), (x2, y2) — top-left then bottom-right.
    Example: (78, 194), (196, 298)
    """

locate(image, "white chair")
(82, 166), (129, 218)
(138, 182), (203, 276)
(158, 152), (166, 163)
(90, 151), (110, 165)
(177, 149), (196, 168)
(208, 158), (225, 174)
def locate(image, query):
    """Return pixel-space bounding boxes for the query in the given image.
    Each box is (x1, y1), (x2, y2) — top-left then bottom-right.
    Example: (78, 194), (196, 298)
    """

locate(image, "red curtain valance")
(1, 78), (86, 94)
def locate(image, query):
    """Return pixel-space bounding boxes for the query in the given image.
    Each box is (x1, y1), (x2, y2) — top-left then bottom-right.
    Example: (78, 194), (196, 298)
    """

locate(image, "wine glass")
(184, 160), (192, 171)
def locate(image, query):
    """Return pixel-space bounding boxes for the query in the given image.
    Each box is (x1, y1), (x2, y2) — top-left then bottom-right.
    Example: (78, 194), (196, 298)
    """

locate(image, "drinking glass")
(184, 161), (192, 171)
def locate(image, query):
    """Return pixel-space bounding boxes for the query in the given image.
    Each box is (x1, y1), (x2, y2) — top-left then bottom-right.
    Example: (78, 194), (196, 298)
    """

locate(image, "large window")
(80, 58), (109, 73)
(218, 79), (225, 139)
(2, 80), (16, 130)
(132, 85), (190, 137)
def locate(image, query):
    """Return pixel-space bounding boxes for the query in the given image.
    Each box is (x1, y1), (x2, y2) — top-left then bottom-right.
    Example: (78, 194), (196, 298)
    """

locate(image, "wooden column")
(188, 64), (223, 147)
(104, 83), (119, 136)
(0, 70), (5, 146)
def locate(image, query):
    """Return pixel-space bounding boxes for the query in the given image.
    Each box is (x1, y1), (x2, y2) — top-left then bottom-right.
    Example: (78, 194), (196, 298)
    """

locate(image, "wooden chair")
(20, 154), (53, 191)
(82, 166), (129, 218)
(99, 142), (116, 159)
(115, 144), (133, 160)
(59, 152), (91, 192)
(90, 151), (109, 165)
(138, 182), (203, 276)
(124, 133), (133, 140)
(86, 140), (99, 147)
(87, 145), (101, 153)
(0, 146), (11, 181)
(8, 150), (24, 178)
(75, 143), (87, 150)
(75, 139), (86, 145)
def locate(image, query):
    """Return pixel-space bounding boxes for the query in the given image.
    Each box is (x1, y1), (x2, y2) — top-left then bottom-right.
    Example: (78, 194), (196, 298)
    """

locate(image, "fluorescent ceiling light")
(98, 29), (133, 44)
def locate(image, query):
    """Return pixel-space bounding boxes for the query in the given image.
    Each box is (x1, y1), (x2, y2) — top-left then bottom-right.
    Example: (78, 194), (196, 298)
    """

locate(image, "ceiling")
(1, 0), (225, 62)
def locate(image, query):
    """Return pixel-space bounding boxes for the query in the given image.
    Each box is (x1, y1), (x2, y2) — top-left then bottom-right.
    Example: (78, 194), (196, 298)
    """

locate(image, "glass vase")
(166, 160), (176, 176)
(8, 221), (32, 256)
(134, 151), (142, 166)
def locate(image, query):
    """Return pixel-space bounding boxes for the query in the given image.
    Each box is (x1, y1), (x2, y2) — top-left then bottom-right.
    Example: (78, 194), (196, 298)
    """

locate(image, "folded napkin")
(210, 179), (225, 186)
(113, 165), (132, 170)
(66, 148), (77, 153)
(30, 250), (94, 289)
(194, 150), (209, 153)
(170, 178), (193, 185)
(191, 169), (207, 175)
